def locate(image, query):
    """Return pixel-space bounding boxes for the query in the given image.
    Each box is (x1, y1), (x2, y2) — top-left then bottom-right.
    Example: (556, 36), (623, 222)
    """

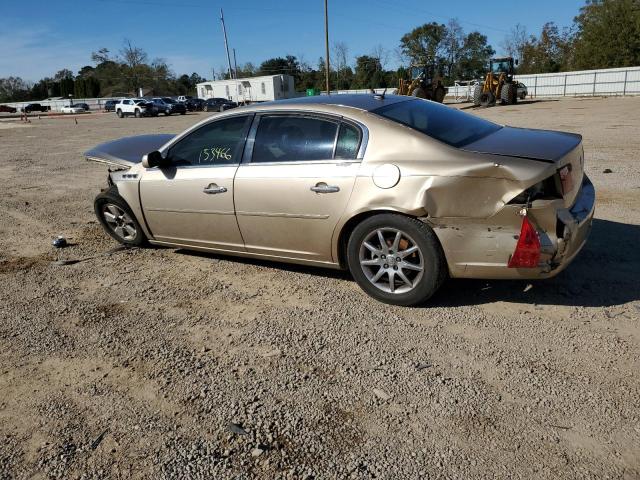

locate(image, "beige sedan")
(86, 94), (595, 306)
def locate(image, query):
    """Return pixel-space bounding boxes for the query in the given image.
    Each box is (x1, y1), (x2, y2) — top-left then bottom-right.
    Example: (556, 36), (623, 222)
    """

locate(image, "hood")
(84, 134), (175, 168)
(461, 126), (582, 162)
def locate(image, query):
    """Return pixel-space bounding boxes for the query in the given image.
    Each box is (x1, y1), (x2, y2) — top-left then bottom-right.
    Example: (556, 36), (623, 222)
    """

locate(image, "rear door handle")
(203, 184), (227, 194)
(310, 182), (340, 194)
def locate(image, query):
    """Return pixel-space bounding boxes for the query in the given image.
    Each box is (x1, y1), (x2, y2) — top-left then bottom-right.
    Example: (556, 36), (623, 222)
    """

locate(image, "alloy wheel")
(359, 228), (424, 294)
(102, 204), (137, 241)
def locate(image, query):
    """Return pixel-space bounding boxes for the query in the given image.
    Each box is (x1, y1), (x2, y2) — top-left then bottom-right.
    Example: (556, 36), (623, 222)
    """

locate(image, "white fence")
(515, 66), (640, 97)
(446, 66), (640, 101)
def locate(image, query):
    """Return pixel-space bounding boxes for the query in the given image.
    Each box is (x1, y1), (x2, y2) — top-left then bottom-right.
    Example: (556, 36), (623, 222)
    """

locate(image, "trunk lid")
(463, 126), (584, 206)
(84, 134), (174, 168)
(461, 126), (581, 163)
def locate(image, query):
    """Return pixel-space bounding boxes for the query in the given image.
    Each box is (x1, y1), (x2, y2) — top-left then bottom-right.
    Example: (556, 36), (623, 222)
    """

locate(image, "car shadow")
(175, 249), (350, 281)
(174, 219), (638, 309)
(430, 219), (640, 308)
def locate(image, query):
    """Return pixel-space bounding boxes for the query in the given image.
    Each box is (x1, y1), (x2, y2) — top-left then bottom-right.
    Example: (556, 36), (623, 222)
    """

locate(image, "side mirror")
(142, 150), (165, 168)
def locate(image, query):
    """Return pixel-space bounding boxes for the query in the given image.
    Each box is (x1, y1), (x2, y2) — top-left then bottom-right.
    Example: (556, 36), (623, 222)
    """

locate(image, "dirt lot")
(1, 98), (639, 479)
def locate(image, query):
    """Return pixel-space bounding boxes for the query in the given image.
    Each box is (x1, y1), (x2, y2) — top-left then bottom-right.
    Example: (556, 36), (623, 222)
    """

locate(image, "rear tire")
(116, 109), (123, 118)
(473, 84), (483, 106)
(347, 214), (447, 306)
(94, 187), (147, 247)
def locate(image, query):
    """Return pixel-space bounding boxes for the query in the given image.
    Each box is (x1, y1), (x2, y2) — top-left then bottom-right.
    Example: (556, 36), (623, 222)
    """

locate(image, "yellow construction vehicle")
(473, 57), (521, 107)
(398, 64), (448, 103)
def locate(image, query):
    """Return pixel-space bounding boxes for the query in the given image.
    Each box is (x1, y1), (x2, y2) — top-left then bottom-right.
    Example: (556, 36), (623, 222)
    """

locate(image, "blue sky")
(1, 0), (585, 82)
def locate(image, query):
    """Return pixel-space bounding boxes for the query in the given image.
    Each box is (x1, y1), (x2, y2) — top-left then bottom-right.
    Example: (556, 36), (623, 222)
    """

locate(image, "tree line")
(1, 0), (638, 103)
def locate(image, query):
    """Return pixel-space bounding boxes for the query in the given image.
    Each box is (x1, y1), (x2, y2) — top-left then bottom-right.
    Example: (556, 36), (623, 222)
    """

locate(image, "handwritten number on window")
(198, 146), (232, 164)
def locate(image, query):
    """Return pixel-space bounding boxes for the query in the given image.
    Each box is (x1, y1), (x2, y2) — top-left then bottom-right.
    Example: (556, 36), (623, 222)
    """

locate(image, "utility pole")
(233, 48), (239, 79)
(324, 0), (330, 95)
(220, 8), (234, 80)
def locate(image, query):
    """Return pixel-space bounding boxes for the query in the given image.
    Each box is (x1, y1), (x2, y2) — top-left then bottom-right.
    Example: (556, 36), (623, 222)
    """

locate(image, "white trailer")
(196, 74), (296, 103)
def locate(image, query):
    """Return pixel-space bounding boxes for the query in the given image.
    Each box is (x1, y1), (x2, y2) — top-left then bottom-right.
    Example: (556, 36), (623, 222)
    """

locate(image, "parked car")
(115, 99), (158, 118)
(185, 98), (205, 111)
(0, 105), (17, 113)
(177, 95), (193, 103)
(22, 103), (50, 113)
(72, 103), (90, 111)
(517, 82), (528, 100)
(204, 97), (237, 112)
(104, 100), (118, 112)
(85, 94), (595, 306)
(150, 97), (187, 116)
(61, 105), (85, 114)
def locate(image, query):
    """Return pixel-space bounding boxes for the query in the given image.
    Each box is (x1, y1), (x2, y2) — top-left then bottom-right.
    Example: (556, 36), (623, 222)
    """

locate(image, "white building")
(197, 74), (296, 103)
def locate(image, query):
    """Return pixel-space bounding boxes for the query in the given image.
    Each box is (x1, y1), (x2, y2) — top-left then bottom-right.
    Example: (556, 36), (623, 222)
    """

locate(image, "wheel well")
(336, 210), (415, 269)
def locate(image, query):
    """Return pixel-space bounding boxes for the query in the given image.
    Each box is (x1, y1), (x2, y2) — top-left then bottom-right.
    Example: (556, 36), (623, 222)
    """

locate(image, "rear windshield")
(372, 99), (501, 148)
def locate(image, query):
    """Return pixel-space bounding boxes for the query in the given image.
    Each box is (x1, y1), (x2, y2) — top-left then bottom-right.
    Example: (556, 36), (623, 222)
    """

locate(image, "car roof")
(260, 94), (412, 112)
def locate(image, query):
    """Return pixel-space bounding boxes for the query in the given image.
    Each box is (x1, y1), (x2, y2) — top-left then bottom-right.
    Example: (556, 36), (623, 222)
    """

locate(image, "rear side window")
(252, 115), (338, 163)
(372, 99), (501, 148)
(335, 123), (361, 159)
(168, 115), (251, 166)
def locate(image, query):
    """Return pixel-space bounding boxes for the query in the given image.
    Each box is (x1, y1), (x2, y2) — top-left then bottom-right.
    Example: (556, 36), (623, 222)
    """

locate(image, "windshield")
(491, 60), (511, 73)
(372, 99), (502, 148)
(162, 97), (176, 103)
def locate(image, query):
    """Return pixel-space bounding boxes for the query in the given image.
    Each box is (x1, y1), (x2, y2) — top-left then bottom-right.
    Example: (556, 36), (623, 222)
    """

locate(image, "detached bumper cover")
(552, 175), (595, 274)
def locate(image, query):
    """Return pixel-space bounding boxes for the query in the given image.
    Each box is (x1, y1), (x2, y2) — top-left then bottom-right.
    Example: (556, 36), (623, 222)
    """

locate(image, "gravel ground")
(1, 98), (639, 479)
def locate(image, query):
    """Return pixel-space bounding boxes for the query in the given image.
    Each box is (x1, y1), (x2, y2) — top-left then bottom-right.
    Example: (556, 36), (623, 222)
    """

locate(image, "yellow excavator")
(473, 56), (521, 107)
(398, 64), (448, 103)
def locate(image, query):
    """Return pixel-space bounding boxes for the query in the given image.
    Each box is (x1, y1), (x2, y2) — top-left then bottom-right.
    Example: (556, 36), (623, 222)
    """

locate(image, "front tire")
(347, 214), (447, 306)
(116, 109), (124, 118)
(94, 187), (147, 247)
(134, 108), (141, 118)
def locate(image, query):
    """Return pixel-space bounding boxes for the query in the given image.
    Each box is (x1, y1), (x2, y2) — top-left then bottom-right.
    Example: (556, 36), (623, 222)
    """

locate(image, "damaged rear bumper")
(431, 175), (595, 280)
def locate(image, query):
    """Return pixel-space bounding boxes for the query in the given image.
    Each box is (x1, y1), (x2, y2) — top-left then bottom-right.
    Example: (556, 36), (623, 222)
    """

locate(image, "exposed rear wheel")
(94, 187), (147, 247)
(347, 214), (447, 306)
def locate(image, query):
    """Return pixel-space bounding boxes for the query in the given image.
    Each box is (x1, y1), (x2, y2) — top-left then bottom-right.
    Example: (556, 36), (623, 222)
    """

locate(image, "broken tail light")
(508, 215), (541, 268)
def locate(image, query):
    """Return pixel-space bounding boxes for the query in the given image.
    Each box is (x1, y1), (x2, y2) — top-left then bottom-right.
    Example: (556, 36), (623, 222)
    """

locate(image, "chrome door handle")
(203, 184), (227, 194)
(310, 183), (340, 194)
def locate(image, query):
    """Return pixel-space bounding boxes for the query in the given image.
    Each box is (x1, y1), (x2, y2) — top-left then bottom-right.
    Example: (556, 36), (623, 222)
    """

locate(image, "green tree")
(458, 32), (495, 79)
(399, 22), (447, 65)
(353, 55), (383, 89)
(572, 0), (640, 69)
(518, 23), (573, 73)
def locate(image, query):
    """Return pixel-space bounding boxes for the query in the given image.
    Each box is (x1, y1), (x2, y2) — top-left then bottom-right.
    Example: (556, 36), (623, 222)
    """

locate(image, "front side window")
(373, 99), (502, 148)
(168, 115), (251, 167)
(252, 115), (338, 163)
